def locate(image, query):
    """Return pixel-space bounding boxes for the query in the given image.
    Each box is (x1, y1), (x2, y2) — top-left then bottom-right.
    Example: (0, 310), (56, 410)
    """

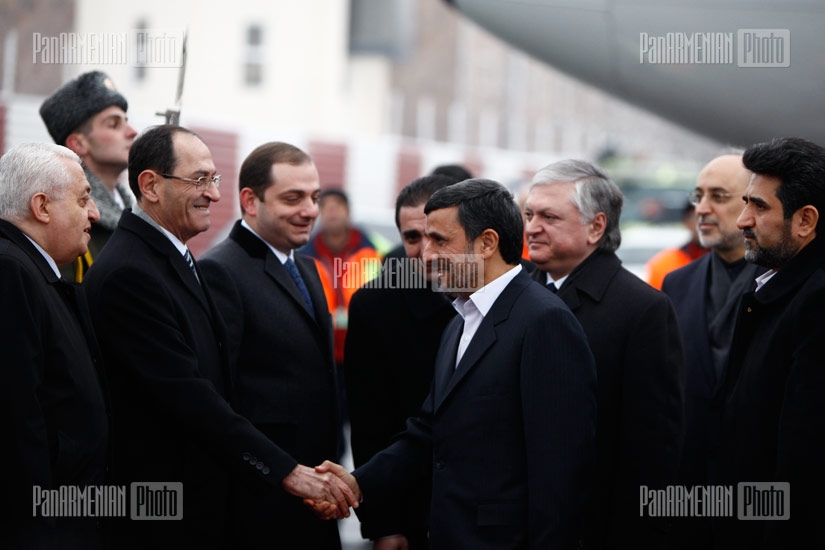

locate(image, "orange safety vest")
(312, 246), (382, 364)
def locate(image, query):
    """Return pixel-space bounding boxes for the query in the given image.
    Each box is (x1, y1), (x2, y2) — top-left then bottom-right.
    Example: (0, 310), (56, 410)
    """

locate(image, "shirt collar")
(545, 271), (568, 290)
(132, 202), (188, 257)
(452, 264), (522, 319)
(754, 268), (778, 293)
(22, 234), (61, 278)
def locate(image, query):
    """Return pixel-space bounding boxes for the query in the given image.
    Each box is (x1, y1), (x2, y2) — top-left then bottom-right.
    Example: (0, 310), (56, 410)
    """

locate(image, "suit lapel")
(435, 320), (497, 411)
(296, 254), (332, 332)
(684, 257), (716, 388)
(227, 221), (325, 328)
(433, 270), (530, 413)
(171, 251), (211, 309)
(264, 254), (319, 323)
(433, 317), (463, 410)
(120, 211), (213, 318)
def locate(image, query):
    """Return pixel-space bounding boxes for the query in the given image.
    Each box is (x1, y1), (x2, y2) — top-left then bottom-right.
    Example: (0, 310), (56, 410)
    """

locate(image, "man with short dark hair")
(40, 71), (137, 281)
(345, 174), (459, 549)
(711, 137), (825, 549)
(525, 159), (684, 550)
(0, 143), (108, 549)
(198, 141), (343, 548)
(318, 178), (598, 548)
(83, 126), (357, 548)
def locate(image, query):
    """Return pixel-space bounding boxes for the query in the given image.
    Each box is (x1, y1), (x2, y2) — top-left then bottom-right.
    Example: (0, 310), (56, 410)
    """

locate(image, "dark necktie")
(546, 282), (558, 293)
(285, 258), (315, 319)
(184, 248), (199, 283)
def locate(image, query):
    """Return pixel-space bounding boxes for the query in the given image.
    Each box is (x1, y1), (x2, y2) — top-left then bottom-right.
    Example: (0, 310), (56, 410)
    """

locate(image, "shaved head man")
(662, 152), (762, 549)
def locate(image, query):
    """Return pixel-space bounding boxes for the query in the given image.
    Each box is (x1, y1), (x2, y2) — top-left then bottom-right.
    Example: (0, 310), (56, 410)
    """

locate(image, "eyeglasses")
(688, 190), (734, 206)
(159, 172), (222, 191)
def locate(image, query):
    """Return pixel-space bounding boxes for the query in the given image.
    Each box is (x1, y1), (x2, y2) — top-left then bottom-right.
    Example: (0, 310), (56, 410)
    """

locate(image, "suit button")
(256, 463), (264, 470)
(435, 461), (445, 470)
(242, 453), (250, 461)
(249, 457), (257, 465)
(262, 467), (270, 475)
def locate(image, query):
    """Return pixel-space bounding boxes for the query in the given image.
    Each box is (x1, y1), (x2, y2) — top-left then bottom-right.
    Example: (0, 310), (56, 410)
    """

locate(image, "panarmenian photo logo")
(31, 482), (183, 520)
(639, 483), (789, 520)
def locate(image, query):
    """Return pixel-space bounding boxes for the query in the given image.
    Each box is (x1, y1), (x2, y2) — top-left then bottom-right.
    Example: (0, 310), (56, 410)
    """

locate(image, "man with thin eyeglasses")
(662, 152), (760, 549)
(83, 126), (357, 549)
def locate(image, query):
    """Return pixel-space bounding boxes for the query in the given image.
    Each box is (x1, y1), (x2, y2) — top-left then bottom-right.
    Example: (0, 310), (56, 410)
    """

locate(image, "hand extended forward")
(282, 463), (360, 519)
(300, 460), (362, 520)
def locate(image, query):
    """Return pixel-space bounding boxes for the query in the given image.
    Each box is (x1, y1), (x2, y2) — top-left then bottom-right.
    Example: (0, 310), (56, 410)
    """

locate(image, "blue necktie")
(284, 258), (315, 319)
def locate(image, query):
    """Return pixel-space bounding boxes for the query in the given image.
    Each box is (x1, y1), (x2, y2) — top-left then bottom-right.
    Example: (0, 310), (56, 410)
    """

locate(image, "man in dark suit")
(345, 174), (459, 549)
(0, 143), (108, 549)
(524, 160), (684, 550)
(660, 153), (759, 548)
(83, 126), (357, 549)
(711, 137), (825, 549)
(198, 142), (343, 548)
(317, 178), (598, 549)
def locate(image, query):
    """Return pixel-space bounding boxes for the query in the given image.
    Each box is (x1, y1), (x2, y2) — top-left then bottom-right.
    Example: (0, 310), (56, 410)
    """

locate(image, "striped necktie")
(184, 248), (199, 283)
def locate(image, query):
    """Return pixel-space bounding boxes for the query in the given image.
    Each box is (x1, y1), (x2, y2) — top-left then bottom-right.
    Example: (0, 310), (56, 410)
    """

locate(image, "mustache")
(742, 228), (756, 239)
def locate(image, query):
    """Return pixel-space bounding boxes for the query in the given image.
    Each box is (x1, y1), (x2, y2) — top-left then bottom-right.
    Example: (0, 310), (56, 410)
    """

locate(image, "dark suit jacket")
(662, 256), (762, 486)
(0, 219), (109, 549)
(661, 254), (716, 490)
(711, 236), (825, 550)
(533, 250), (684, 550)
(83, 211), (295, 549)
(354, 268), (597, 549)
(198, 220), (340, 548)
(345, 259), (456, 545)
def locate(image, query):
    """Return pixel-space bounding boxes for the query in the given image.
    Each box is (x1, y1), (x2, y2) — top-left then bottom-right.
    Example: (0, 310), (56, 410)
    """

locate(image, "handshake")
(282, 460), (361, 520)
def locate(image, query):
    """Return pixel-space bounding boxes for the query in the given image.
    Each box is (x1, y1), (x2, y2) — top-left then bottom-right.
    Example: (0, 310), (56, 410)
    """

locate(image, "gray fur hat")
(39, 71), (128, 145)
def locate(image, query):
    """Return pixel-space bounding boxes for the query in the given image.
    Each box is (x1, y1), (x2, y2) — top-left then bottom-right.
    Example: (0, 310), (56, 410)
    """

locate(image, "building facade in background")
(1, 0), (718, 255)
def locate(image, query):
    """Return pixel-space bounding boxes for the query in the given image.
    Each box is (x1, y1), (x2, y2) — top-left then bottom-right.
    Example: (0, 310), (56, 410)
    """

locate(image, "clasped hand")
(288, 460), (361, 520)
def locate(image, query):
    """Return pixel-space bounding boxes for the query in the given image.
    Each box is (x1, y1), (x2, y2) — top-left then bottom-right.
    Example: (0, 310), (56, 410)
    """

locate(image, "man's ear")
(138, 170), (162, 203)
(64, 133), (89, 157)
(477, 228), (500, 260)
(793, 205), (819, 239)
(586, 212), (607, 246)
(29, 193), (51, 223)
(240, 187), (259, 217)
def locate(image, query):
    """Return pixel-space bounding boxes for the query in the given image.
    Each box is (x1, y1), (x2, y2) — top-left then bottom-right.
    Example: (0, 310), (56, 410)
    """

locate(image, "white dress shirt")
(452, 264), (522, 366)
(754, 268), (778, 293)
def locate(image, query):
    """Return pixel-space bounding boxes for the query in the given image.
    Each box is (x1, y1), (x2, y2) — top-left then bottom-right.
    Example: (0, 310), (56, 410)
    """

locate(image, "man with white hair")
(525, 159), (684, 550)
(0, 143), (109, 549)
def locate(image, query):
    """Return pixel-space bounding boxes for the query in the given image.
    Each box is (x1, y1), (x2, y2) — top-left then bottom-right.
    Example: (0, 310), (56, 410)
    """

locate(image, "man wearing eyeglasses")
(661, 152), (758, 548)
(83, 126), (357, 549)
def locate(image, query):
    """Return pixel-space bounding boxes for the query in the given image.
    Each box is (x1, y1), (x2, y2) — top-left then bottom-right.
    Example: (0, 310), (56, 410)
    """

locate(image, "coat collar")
(87, 166), (133, 231)
(752, 235), (825, 304)
(533, 249), (623, 310)
(0, 218), (61, 283)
